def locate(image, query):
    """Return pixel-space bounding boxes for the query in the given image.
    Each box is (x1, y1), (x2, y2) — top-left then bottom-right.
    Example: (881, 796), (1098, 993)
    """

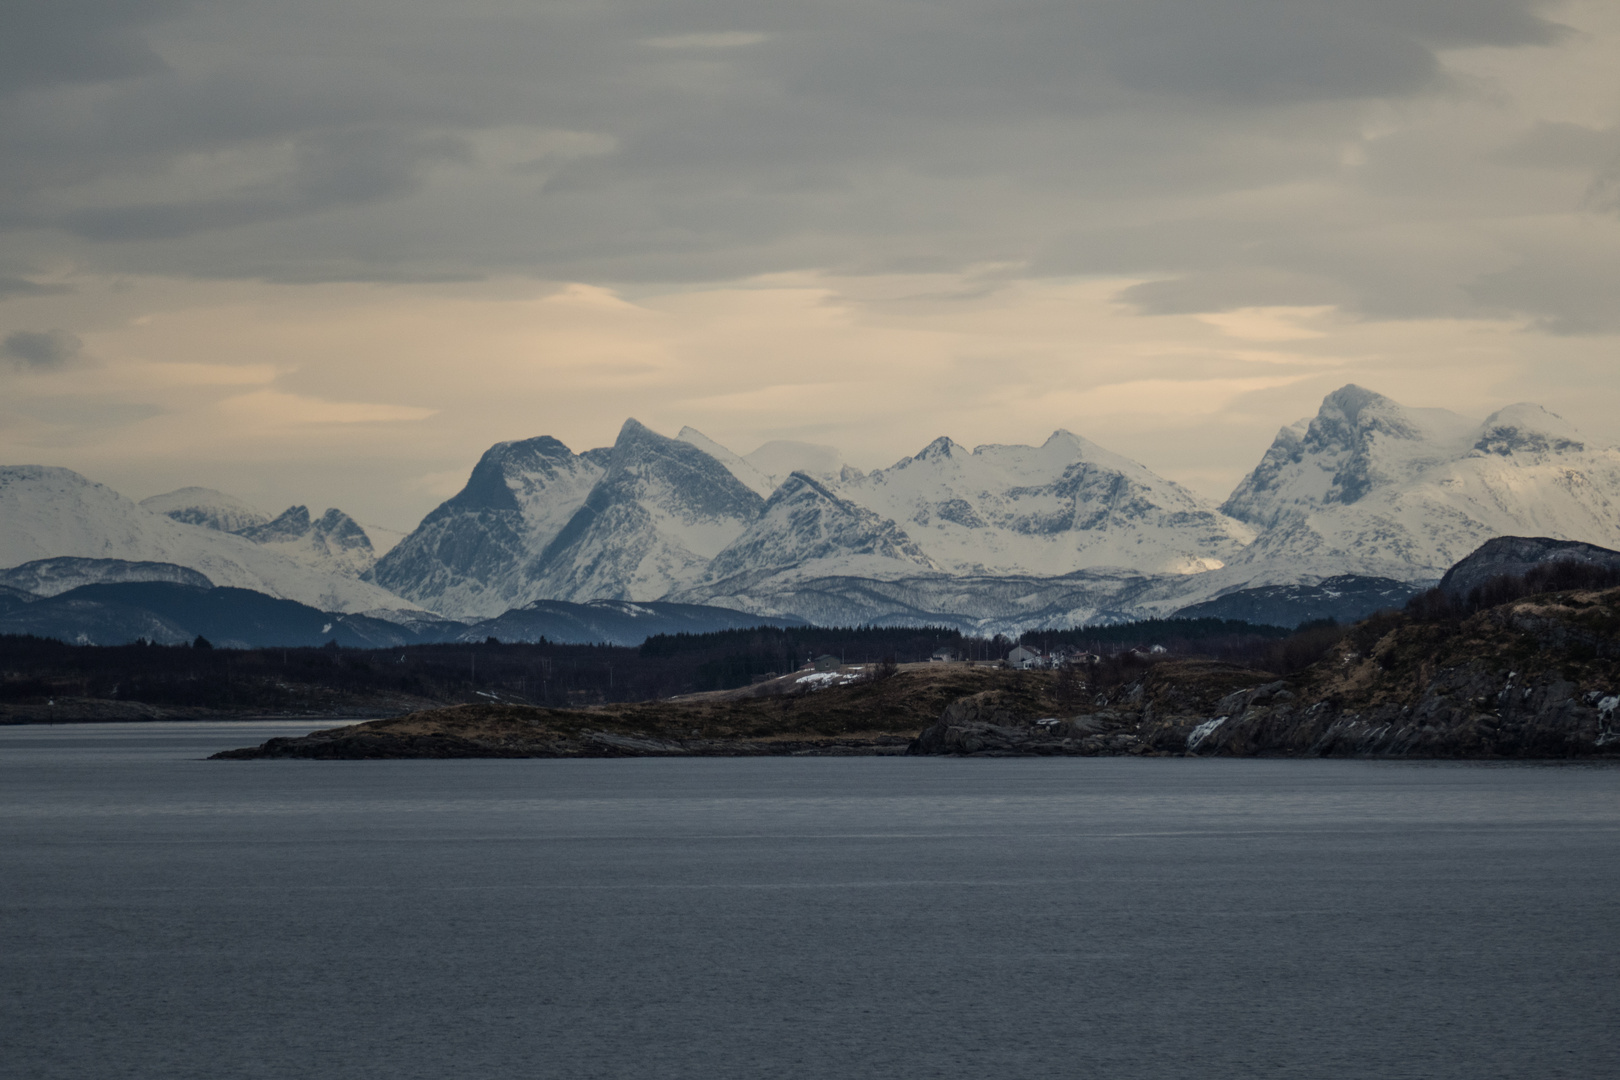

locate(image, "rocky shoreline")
(214, 723), (915, 759)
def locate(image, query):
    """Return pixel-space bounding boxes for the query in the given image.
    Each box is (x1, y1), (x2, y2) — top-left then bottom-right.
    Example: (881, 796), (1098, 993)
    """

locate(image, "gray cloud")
(64, 127), (471, 240)
(0, 0), (181, 99)
(3, 329), (83, 370)
(0, 276), (68, 300)
(1469, 246), (1620, 335)
(0, 0), (1609, 335)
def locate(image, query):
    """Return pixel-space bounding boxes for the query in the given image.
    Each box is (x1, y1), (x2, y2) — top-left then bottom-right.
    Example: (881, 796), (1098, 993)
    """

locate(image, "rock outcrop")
(910, 586), (1620, 759)
(1437, 535), (1620, 603)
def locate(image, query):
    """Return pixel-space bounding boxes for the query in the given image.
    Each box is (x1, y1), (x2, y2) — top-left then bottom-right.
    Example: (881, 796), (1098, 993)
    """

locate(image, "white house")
(1006, 646), (1043, 669)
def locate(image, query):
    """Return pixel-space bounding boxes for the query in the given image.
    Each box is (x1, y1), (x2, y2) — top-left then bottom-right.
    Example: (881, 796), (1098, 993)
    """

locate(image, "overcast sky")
(2, 0), (1617, 535)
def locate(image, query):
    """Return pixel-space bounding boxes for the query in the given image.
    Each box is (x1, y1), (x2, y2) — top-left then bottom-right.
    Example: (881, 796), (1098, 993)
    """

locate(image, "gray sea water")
(2, 722), (1618, 1080)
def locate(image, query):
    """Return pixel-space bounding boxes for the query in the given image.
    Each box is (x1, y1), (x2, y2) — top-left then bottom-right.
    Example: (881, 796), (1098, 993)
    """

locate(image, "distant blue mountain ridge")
(0, 561), (805, 648)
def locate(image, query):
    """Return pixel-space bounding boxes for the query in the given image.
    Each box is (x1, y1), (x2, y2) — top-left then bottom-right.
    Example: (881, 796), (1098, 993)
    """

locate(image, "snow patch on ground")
(795, 671), (862, 688)
(1187, 716), (1228, 750)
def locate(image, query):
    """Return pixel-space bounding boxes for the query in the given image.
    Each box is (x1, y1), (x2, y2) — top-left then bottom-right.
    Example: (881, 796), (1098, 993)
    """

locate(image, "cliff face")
(1173, 588), (1620, 758)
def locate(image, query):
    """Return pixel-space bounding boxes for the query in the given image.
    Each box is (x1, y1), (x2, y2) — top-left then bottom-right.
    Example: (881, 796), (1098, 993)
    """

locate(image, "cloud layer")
(2, 329), (82, 370)
(0, 0), (1613, 330)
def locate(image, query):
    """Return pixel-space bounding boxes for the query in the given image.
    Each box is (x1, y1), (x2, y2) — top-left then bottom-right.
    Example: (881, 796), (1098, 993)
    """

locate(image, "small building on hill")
(813, 654), (842, 672)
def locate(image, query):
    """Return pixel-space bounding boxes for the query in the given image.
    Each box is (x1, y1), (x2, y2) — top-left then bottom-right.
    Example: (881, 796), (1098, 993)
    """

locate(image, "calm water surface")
(2, 722), (1618, 1080)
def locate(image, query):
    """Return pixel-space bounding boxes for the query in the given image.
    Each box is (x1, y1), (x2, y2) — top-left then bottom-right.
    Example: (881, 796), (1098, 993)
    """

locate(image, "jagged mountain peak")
(1222, 387), (1620, 581)
(676, 427), (777, 497)
(1226, 386), (1478, 519)
(1307, 384), (1482, 452)
(238, 505), (372, 551)
(520, 421), (767, 603)
(370, 434), (610, 618)
(241, 505), (313, 542)
(771, 470), (840, 503)
(602, 420), (765, 518)
(430, 435), (597, 521)
(1039, 428), (1086, 455)
(915, 436), (961, 461)
(690, 470), (940, 589)
(1306, 384), (1436, 463)
(237, 504), (375, 580)
(309, 508), (374, 559)
(616, 417), (658, 444)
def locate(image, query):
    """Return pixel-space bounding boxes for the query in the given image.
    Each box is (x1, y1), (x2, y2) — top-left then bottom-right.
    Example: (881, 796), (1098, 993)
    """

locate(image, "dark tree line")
(1407, 560), (1620, 622)
(18, 595), (1560, 713)
(0, 625), (976, 710)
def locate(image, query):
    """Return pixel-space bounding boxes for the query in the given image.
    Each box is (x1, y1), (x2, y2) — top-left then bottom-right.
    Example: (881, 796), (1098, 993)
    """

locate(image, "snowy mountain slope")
(140, 487), (269, 533)
(238, 505), (377, 578)
(697, 472), (941, 584)
(0, 557), (214, 597)
(522, 419), (766, 602)
(1221, 386), (1620, 580)
(142, 486), (380, 578)
(0, 466), (419, 614)
(676, 428), (778, 498)
(835, 430), (1255, 576)
(675, 567), (1175, 635)
(367, 436), (611, 618)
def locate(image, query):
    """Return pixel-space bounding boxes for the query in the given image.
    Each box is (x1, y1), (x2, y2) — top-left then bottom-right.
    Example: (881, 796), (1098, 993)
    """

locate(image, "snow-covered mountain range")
(1219, 386), (1620, 581)
(368, 418), (1262, 619)
(367, 385), (1619, 627)
(7, 385), (1619, 635)
(140, 487), (378, 579)
(0, 467), (413, 614)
